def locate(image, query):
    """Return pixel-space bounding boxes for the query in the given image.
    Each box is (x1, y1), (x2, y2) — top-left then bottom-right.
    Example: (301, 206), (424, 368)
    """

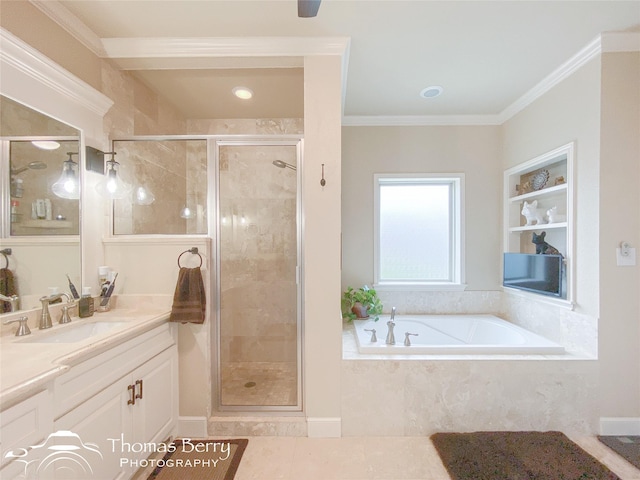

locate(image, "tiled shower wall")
(218, 144), (298, 365)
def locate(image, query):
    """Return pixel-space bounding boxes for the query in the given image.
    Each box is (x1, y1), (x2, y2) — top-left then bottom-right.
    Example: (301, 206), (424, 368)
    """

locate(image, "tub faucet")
(386, 307), (396, 345)
(0, 293), (19, 312)
(39, 293), (70, 330)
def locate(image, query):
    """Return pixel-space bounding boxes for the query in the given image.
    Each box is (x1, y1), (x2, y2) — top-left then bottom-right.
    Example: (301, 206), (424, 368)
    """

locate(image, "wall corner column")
(303, 54), (343, 437)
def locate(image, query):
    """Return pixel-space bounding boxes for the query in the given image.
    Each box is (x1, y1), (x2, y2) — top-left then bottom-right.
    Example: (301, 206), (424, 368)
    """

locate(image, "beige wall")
(303, 55), (343, 435)
(0, 0), (102, 90)
(598, 51), (640, 418)
(341, 125), (502, 293)
(502, 57), (602, 318)
(502, 53), (640, 423)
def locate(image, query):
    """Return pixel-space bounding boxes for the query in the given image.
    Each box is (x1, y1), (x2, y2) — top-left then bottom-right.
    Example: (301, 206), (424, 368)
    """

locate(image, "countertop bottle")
(79, 287), (94, 318)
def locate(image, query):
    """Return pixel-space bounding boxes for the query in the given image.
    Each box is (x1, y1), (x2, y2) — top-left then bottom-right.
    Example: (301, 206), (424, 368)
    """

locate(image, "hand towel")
(0, 267), (16, 313)
(170, 267), (206, 324)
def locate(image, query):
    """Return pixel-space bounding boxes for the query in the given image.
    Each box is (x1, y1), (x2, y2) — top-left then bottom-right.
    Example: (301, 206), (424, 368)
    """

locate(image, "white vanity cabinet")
(0, 389), (54, 479)
(52, 322), (178, 480)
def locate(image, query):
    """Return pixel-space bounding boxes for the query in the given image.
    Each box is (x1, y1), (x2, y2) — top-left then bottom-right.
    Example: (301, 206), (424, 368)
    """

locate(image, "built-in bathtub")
(352, 314), (565, 355)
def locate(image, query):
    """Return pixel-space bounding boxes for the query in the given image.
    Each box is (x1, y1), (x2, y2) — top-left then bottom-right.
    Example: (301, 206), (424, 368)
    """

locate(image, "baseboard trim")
(307, 417), (342, 438)
(600, 417), (640, 435)
(177, 416), (208, 438)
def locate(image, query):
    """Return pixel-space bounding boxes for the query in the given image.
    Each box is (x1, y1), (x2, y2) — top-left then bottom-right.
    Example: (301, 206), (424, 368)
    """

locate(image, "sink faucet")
(39, 293), (70, 329)
(0, 293), (19, 312)
(386, 307), (396, 345)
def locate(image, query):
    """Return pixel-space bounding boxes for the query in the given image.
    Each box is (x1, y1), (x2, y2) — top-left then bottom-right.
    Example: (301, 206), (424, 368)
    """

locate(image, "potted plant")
(341, 285), (383, 321)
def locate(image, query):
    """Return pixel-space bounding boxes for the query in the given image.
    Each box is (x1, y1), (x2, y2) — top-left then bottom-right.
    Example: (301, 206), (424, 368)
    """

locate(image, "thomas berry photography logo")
(3, 430), (103, 479)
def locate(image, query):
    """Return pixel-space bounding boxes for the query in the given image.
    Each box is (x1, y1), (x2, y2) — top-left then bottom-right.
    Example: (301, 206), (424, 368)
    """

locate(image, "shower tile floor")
(220, 361), (297, 406)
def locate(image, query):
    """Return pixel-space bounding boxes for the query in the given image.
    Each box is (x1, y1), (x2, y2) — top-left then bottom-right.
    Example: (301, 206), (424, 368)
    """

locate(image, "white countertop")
(0, 306), (171, 408)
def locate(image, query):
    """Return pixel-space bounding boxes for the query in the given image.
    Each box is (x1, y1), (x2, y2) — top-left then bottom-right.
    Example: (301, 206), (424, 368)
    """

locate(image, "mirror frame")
(0, 28), (114, 310)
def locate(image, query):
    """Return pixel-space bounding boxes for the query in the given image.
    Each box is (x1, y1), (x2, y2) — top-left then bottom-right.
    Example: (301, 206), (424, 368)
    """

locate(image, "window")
(374, 174), (465, 289)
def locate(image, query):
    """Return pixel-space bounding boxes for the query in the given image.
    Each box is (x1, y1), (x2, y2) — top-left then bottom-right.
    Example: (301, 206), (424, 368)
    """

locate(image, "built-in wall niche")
(503, 143), (575, 303)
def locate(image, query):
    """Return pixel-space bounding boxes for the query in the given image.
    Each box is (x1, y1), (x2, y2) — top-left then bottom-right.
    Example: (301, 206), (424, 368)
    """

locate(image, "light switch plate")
(616, 247), (636, 266)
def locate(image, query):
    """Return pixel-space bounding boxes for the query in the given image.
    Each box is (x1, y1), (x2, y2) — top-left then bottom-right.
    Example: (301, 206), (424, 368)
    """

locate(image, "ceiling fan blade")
(298, 0), (321, 17)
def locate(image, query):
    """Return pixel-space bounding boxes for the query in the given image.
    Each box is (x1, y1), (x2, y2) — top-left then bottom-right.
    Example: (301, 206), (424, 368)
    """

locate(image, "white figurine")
(546, 206), (566, 224)
(521, 200), (545, 226)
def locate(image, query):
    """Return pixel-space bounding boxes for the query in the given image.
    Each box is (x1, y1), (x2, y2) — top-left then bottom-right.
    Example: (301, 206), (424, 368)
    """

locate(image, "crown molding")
(601, 32), (640, 52)
(0, 28), (113, 117)
(29, 0), (106, 57)
(101, 36), (350, 59)
(341, 115), (501, 127)
(498, 35), (602, 123)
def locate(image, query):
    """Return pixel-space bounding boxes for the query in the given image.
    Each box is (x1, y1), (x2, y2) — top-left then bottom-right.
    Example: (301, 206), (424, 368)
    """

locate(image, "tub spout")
(386, 320), (395, 345)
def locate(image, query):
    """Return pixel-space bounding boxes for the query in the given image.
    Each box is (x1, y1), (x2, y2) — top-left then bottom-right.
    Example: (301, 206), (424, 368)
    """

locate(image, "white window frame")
(373, 173), (466, 291)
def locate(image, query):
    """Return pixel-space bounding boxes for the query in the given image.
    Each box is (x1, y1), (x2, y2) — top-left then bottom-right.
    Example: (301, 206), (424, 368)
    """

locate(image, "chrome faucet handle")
(4, 316), (31, 336)
(59, 302), (77, 324)
(404, 332), (419, 346)
(364, 328), (377, 342)
(390, 306), (396, 321)
(0, 293), (19, 312)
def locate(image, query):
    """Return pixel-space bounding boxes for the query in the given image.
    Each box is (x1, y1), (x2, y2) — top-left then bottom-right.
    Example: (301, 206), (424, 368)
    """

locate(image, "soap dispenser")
(79, 287), (94, 318)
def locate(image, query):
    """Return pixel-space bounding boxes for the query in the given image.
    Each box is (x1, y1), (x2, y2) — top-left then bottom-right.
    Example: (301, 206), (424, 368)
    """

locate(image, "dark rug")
(431, 431), (620, 480)
(147, 439), (248, 480)
(598, 435), (640, 470)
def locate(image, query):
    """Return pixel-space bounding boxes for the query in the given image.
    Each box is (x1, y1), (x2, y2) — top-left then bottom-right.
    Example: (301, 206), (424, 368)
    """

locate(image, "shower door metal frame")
(212, 136), (303, 413)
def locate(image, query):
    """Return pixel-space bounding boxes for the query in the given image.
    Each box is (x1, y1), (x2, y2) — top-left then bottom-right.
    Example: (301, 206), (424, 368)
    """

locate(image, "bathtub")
(352, 314), (565, 355)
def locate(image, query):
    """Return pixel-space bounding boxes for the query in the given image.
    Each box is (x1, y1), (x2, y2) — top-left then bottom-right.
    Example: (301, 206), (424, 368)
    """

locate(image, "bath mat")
(598, 435), (640, 470)
(431, 431), (620, 480)
(147, 439), (248, 480)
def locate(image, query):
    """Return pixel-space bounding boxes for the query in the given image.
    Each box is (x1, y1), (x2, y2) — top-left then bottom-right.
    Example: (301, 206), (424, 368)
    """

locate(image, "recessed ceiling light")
(31, 140), (61, 150)
(420, 86), (443, 99)
(232, 86), (253, 100)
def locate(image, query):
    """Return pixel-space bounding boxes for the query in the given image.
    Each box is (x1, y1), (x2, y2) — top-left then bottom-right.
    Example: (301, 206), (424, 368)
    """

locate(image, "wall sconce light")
(95, 152), (132, 200)
(51, 152), (79, 199)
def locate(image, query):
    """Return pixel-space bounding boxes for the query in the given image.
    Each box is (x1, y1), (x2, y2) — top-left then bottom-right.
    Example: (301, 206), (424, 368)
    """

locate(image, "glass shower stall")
(215, 139), (302, 411)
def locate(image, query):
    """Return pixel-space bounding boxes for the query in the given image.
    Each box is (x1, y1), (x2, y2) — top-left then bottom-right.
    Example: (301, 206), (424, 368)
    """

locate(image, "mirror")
(112, 139), (208, 235)
(1, 96), (81, 313)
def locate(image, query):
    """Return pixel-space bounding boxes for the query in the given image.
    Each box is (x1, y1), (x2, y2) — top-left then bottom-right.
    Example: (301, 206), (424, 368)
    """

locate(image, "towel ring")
(1, 248), (11, 269)
(178, 247), (202, 268)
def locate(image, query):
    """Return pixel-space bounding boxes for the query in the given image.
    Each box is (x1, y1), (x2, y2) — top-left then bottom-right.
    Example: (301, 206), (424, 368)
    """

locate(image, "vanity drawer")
(0, 389), (54, 469)
(53, 323), (174, 419)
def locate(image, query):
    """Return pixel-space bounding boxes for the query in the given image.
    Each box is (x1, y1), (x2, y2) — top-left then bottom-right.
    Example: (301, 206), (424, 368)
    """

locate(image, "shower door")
(216, 139), (301, 411)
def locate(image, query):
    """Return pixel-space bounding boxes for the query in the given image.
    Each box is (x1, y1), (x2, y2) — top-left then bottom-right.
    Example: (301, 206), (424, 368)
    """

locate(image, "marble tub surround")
(502, 291), (597, 357)
(0, 301), (171, 408)
(341, 353), (599, 437)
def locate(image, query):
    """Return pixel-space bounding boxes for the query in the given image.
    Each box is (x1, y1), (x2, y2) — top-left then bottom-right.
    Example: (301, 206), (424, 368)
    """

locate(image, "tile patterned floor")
(220, 362), (297, 406)
(232, 435), (640, 480)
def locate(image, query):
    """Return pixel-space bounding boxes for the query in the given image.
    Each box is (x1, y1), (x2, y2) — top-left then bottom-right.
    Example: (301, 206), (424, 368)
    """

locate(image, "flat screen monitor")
(503, 253), (562, 297)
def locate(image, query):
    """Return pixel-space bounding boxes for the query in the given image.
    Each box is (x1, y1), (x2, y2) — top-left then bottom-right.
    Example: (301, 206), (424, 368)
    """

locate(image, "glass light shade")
(135, 186), (155, 205)
(96, 158), (132, 200)
(180, 206), (194, 219)
(51, 158), (79, 199)
(31, 140), (60, 150)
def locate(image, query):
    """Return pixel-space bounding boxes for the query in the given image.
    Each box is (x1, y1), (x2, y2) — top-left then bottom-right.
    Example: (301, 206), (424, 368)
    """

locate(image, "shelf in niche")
(509, 222), (568, 233)
(19, 219), (73, 229)
(508, 183), (567, 203)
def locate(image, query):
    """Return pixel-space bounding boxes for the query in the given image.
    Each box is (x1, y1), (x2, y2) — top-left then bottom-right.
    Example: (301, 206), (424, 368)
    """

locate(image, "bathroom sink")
(19, 321), (129, 343)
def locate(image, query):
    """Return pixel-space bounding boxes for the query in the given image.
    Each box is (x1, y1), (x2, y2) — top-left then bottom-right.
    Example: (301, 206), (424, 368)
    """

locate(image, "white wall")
(341, 125), (503, 296)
